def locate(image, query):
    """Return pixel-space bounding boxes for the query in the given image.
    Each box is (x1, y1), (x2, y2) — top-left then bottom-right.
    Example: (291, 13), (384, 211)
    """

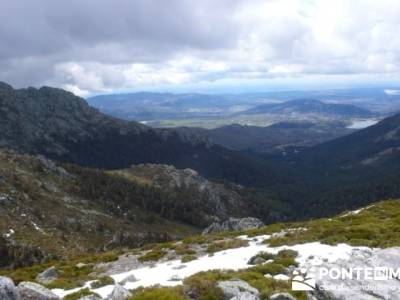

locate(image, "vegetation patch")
(181, 255), (197, 263)
(206, 239), (249, 254)
(245, 200), (400, 249)
(64, 288), (99, 300)
(90, 276), (115, 289)
(130, 286), (187, 300)
(184, 269), (306, 300)
(138, 249), (168, 262)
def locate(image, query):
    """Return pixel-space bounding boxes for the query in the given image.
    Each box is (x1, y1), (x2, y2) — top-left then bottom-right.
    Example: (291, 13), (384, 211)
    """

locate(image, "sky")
(1, 0), (400, 96)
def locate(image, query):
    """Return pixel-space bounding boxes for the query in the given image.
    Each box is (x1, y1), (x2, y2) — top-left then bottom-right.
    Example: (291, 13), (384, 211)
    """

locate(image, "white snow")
(347, 119), (379, 129)
(3, 229), (15, 238)
(52, 233), (372, 299)
(31, 221), (45, 233)
(340, 205), (375, 218)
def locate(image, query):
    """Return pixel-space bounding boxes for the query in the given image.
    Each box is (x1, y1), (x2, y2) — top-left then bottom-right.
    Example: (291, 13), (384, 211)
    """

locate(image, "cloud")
(0, 0), (399, 95)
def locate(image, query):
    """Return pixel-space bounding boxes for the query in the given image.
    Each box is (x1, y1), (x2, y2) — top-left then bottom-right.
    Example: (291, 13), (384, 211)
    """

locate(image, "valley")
(2, 82), (400, 300)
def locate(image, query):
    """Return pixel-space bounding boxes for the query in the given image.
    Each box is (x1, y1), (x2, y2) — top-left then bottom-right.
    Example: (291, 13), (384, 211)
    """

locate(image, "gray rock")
(0, 276), (20, 300)
(78, 295), (101, 300)
(18, 281), (59, 300)
(36, 266), (59, 284)
(248, 256), (265, 265)
(118, 274), (138, 285)
(106, 284), (132, 300)
(203, 217), (264, 234)
(76, 263), (88, 269)
(217, 280), (259, 300)
(231, 291), (259, 300)
(270, 292), (297, 300)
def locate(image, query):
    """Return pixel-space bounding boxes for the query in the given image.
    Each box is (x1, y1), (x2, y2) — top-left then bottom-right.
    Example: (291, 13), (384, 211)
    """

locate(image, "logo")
(291, 266), (400, 292)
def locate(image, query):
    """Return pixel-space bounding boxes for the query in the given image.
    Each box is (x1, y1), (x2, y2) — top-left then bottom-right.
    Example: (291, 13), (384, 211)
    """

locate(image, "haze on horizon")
(1, 0), (400, 96)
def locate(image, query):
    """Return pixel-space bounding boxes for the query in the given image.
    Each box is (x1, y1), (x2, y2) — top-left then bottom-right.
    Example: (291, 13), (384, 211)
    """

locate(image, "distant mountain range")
(88, 91), (384, 128)
(242, 98), (373, 117)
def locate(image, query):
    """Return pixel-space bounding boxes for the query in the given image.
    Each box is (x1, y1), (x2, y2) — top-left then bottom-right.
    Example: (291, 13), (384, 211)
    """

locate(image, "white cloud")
(1, 0), (400, 94)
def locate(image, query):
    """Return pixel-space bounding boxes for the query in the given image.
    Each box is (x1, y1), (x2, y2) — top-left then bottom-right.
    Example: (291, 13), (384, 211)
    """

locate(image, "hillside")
(0, 82), (278, 186)
(272, 113), (400, 217)
(3, 199), (400, 299)
(179, 122), (354, 154)
(0, 149), (273, 269)
(242, 99), (373, 117)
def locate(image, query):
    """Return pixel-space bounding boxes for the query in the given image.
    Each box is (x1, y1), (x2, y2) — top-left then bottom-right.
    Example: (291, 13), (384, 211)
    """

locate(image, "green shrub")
(181, 255), (197, 263)
(206, 239), (248, 253)
(64, 288), (99, 300)
(138, 249), (167, 262)
(90, 276), (115, 289)
(130, 286), (187, 300)
(276, 249), (298, 259)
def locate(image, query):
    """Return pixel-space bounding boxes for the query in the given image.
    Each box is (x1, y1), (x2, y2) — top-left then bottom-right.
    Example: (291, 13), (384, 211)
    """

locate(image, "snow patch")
(3, 229), (15, 238)
(31, 221), (45, 233)
(340, 205), (375, 218)
(52, 233), (373, 299)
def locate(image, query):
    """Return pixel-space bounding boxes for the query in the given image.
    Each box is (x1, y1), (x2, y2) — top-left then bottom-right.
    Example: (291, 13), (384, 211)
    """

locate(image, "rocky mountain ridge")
(0, 149), (263, 269)
(0, 82), (275, 186)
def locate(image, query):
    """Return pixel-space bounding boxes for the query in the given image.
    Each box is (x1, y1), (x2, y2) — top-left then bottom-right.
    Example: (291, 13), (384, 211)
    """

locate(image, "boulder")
(217, 280), (259, 300)
(231, 291), (259, 300)
(106, 284), (132, 300)
(36, 266), (59, 284)
(0, 276), (20, 300)
(118, 274), (138, 285)
(203, 218), (264, 234)
(18, 282), (59, 300)
(270, 292), (297, 300)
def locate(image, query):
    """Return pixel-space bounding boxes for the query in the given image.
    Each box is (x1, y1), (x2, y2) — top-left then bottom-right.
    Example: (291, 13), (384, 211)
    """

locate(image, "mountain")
(274, 113), (400, 217)
(0, 149), (277, 269)
(178, 122), (354, 154)
(87, 92), (248, 121)
(242, 98), (373, 117)
(0, 82), (277, 186)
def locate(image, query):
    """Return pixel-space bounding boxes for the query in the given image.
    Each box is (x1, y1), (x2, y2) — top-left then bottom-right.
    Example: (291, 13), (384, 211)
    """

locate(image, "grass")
(90, 276), (115, 289)
(138, 249), (167, 262)
(0, 250), (120, 290)
(181, 255), (197, 263)
(206, 239), (249, 254)
(238, 199), (400, 249)
(129, 286), (187, 300)
(64, 288), (99, 300)
(183, 268), (307, 300)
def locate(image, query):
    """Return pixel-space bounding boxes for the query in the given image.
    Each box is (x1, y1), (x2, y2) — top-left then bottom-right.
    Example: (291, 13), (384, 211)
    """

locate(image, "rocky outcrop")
(217, 279), (260, 300)
(0, 276), (20, 300)
(115, 164), (252, 227)
(36, 266), (59, 284)
(203, 217), (264, 234)
(270, 293), (297, 300)
(106, 284), (132, 300)
(0, 81), (274, 187)
(78, 295), (101, 300)
(18, 281), (60, 300)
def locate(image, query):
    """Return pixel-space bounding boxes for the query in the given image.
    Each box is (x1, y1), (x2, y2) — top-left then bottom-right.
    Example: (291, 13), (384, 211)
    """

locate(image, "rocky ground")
(2, 200), (400, 299)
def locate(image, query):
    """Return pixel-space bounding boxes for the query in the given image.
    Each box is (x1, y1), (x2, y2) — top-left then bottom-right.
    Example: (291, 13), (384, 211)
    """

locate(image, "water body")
(347, 119), (379, 129)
